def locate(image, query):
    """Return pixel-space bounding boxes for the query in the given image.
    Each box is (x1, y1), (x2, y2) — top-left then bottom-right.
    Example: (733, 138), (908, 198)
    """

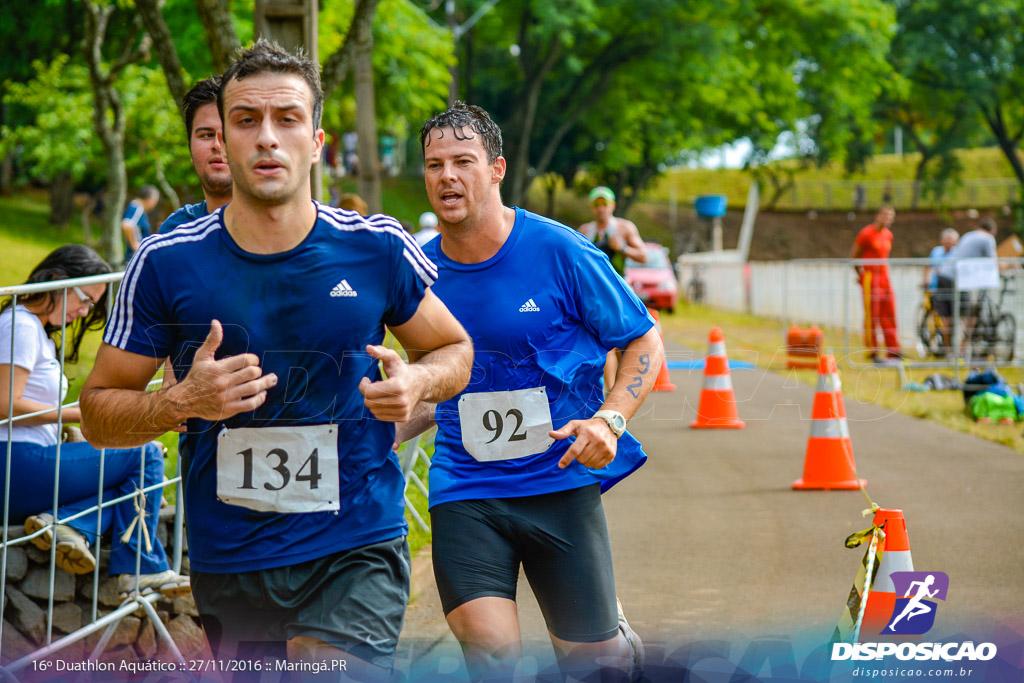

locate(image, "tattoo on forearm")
(638, 354), (651, 374)
(626, 377), (642, 398)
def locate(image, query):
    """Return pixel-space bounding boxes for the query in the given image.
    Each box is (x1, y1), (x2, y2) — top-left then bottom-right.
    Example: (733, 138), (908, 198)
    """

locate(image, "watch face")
(611, 414), (626, 431)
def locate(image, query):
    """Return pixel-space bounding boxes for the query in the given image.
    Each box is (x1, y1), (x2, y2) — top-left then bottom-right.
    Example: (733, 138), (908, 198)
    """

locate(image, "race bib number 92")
(458, 387), (554, 462)
(216, 425), (340, 513)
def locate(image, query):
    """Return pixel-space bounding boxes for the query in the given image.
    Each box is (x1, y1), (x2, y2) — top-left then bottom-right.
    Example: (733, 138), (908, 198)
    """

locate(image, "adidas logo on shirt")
(330, 280), (358, 298)
(519, 298), (540, 312)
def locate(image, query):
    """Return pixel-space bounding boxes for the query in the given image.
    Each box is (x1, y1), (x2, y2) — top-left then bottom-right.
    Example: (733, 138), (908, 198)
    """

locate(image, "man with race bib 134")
(80, 40), (472, 678)
(399, 102), (663, 682)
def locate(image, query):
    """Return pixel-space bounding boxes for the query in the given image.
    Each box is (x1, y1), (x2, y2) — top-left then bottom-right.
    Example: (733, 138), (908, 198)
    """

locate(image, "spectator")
(338, 192), (368, 216)
(851, 207), (901, 362)
(923, 228), (959, 291)
(935, 217), (1000, 346)
(0, 245), (188, 597)
(122, 185), (160, 265)
(414, 211), (439, 246)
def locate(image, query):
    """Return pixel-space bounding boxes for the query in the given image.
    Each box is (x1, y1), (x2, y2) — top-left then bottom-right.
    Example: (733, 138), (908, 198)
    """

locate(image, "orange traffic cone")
(690, 328), (744, 428)
(862, 508), (915, 635)
(648, 309), (676, 392)
(793, 354), (866, 489)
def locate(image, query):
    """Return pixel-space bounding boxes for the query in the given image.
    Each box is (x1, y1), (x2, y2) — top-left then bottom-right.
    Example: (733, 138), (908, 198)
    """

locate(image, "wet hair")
(182, 75), (222, 143)
(218, 38), (323, 135)
(0, 245), (112, 364)
(138, 185), (159, 201)
(419, 101), (503, 163)
(979, 217), (997, 234)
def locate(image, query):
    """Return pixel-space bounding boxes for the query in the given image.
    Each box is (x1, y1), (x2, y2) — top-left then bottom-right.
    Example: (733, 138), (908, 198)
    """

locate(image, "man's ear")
(311, 128), (326, 165)
(492, 156), (507, 184)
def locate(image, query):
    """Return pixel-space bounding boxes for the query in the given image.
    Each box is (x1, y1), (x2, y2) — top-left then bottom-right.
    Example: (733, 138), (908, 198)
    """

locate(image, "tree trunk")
(49, 170), (76, 227)
(354, 13), (381, 214)
(194, 0), (240, 73)
(135, 0), (186, 108)
(321, 0), (379, 99)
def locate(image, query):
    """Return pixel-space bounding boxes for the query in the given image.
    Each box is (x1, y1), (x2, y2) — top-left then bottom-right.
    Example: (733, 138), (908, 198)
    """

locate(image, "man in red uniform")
(851, 207), (900, 361)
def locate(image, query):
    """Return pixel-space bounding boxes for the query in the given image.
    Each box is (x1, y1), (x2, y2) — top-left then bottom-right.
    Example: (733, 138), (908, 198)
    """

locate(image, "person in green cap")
(579, 186), (647, 277)
(579, 186), (649, 387)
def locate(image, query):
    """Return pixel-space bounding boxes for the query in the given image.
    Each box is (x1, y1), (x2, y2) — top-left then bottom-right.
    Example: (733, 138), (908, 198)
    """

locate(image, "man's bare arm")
(80, 320), (278, 448)
(620, 219), (648, 263)
(359, 289), (473, 422)
(551, 326), (664, 469)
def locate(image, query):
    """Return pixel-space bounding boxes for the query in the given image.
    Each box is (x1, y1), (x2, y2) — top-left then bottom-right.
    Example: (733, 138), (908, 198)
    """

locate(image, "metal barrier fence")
(1, 272), (189, 675)
(772, 178), (1020, 212)
(676, 256), (1024, 370)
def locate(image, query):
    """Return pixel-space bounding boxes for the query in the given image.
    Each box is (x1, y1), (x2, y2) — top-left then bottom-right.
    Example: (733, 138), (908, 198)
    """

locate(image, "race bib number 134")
(216, 425), (340, 513)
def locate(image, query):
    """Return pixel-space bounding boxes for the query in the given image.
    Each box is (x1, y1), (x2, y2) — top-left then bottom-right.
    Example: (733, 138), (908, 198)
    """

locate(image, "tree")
(82, 0), (153, 264)
(894, 0), (1024, 190)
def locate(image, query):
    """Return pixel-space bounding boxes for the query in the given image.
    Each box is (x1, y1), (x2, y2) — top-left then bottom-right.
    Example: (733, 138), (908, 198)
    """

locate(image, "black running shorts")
(430, 484), (619, 643)
(191, 536), (410, 669)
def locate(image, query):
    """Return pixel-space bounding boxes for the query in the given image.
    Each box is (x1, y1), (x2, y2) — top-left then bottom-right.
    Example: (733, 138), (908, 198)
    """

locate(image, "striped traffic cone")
(690, 328), (744, 429)
(793, 354), (865, 490)
(862, 508), (915, 635)
(648, 309), (676, 392)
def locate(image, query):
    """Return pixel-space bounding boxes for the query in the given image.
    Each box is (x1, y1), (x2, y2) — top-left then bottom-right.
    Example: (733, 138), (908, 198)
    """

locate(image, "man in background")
(851, 207), (900, 362)
(159, 76), (233, 234)
(122, 185), (159, 263)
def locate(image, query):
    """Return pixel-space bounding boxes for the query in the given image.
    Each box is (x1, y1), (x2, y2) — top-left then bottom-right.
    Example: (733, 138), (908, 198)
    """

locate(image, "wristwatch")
(593, 410), (627, 438)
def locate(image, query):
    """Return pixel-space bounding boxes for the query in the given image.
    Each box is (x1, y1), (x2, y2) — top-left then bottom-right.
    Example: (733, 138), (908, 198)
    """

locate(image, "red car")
(625, 242), (678, 313)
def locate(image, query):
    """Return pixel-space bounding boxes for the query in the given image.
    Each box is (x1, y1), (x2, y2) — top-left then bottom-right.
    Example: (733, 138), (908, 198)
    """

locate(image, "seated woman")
(1, 245), (188, 598)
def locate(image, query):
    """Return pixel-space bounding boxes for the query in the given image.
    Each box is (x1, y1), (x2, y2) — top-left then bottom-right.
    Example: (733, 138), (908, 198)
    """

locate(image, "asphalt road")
(396, 343), (1024, 679)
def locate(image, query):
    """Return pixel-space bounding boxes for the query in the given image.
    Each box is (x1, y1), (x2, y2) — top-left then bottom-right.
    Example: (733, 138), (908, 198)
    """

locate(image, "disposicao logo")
(884, 571), (949, 635)
(831, 570), (998, 662)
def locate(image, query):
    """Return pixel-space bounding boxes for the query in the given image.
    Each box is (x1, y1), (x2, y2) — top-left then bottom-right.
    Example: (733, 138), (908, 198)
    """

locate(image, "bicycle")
(686, 265), (705, 304)
(964, 276), (1017, 363)
(915, 289), (948, 358)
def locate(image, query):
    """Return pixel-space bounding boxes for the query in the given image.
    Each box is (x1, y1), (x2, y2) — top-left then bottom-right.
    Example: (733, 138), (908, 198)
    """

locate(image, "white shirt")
(414, 227), (439, 247)
(0, 306), (67, 446)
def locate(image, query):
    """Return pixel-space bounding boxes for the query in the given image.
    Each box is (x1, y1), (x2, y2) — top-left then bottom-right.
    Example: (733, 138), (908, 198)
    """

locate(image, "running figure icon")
(886, 574), (939, 632)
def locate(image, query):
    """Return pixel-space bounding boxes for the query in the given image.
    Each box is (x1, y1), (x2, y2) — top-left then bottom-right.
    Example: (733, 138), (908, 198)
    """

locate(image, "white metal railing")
(676, 256), (1024, 370)
(1, 272), (187, 674)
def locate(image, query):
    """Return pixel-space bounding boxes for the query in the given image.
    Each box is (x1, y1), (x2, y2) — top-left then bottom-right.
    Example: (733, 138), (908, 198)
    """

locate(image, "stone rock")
(20, 566), (75, 602)
(80, 576), (123, 608)
(5, 586), (45, 644)
(158, 615), (205, 659)
(5, 526), (27, 541)
(98, 644), (138, 669)
(3, 546), (28, 581)
(170, 594), (198, 617)
(1, 618), (37, 664)
(51, 602), (82, 634)
(84, 615), (141, 651)
(26, 546), (49, 564)
(157, 520), (168, 547)
(136, 616), (157, 659)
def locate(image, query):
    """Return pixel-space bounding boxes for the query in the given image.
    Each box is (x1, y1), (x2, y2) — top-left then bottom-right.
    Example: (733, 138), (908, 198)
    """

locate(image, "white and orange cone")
(793, 354), (866, 490)
(690, 328), (744, 429)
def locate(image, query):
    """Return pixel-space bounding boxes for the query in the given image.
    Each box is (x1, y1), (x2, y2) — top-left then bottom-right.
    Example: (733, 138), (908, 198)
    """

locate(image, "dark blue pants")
(1, 440), (170, 574)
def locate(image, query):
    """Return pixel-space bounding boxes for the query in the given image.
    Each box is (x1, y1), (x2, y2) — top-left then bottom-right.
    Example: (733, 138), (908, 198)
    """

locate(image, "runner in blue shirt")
(158, 76), (233, 235)
(121, 185), (159, 264)
(80, 40), (473, 676)
(399, 102), (663, 681)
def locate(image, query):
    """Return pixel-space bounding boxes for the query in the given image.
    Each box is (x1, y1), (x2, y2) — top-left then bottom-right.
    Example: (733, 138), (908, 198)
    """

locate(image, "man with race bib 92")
(399, 102), (663, 681)
(80, 40), (472, 677)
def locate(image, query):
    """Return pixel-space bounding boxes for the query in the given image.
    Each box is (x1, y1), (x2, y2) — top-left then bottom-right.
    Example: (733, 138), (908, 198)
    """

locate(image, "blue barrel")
(695, 194), (727, 218)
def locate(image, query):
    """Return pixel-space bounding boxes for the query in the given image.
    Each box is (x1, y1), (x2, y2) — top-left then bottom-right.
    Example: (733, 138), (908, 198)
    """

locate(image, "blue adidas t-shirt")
(159, 200), (208, 234)
(105, 202), (437, 572)
(422, 207), (653, 507)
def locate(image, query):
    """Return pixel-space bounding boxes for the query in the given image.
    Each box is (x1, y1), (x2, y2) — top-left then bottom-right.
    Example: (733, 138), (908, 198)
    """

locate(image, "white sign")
(458, 387), (554, 462)
(217, 424), (340, 513)
(956, 258), (999, 292)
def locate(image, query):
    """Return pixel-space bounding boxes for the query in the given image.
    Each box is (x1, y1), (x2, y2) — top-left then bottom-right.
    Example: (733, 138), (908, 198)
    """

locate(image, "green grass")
(659, 302), (1024, 454)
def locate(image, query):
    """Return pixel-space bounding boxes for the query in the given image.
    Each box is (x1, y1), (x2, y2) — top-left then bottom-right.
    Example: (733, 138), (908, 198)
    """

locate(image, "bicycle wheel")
(916, 306), (946, 358)
(993, 313), (1016, 362)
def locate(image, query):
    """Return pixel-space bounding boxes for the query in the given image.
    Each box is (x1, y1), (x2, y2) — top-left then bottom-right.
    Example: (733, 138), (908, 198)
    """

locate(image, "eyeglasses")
(71, 285), (96, 312)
